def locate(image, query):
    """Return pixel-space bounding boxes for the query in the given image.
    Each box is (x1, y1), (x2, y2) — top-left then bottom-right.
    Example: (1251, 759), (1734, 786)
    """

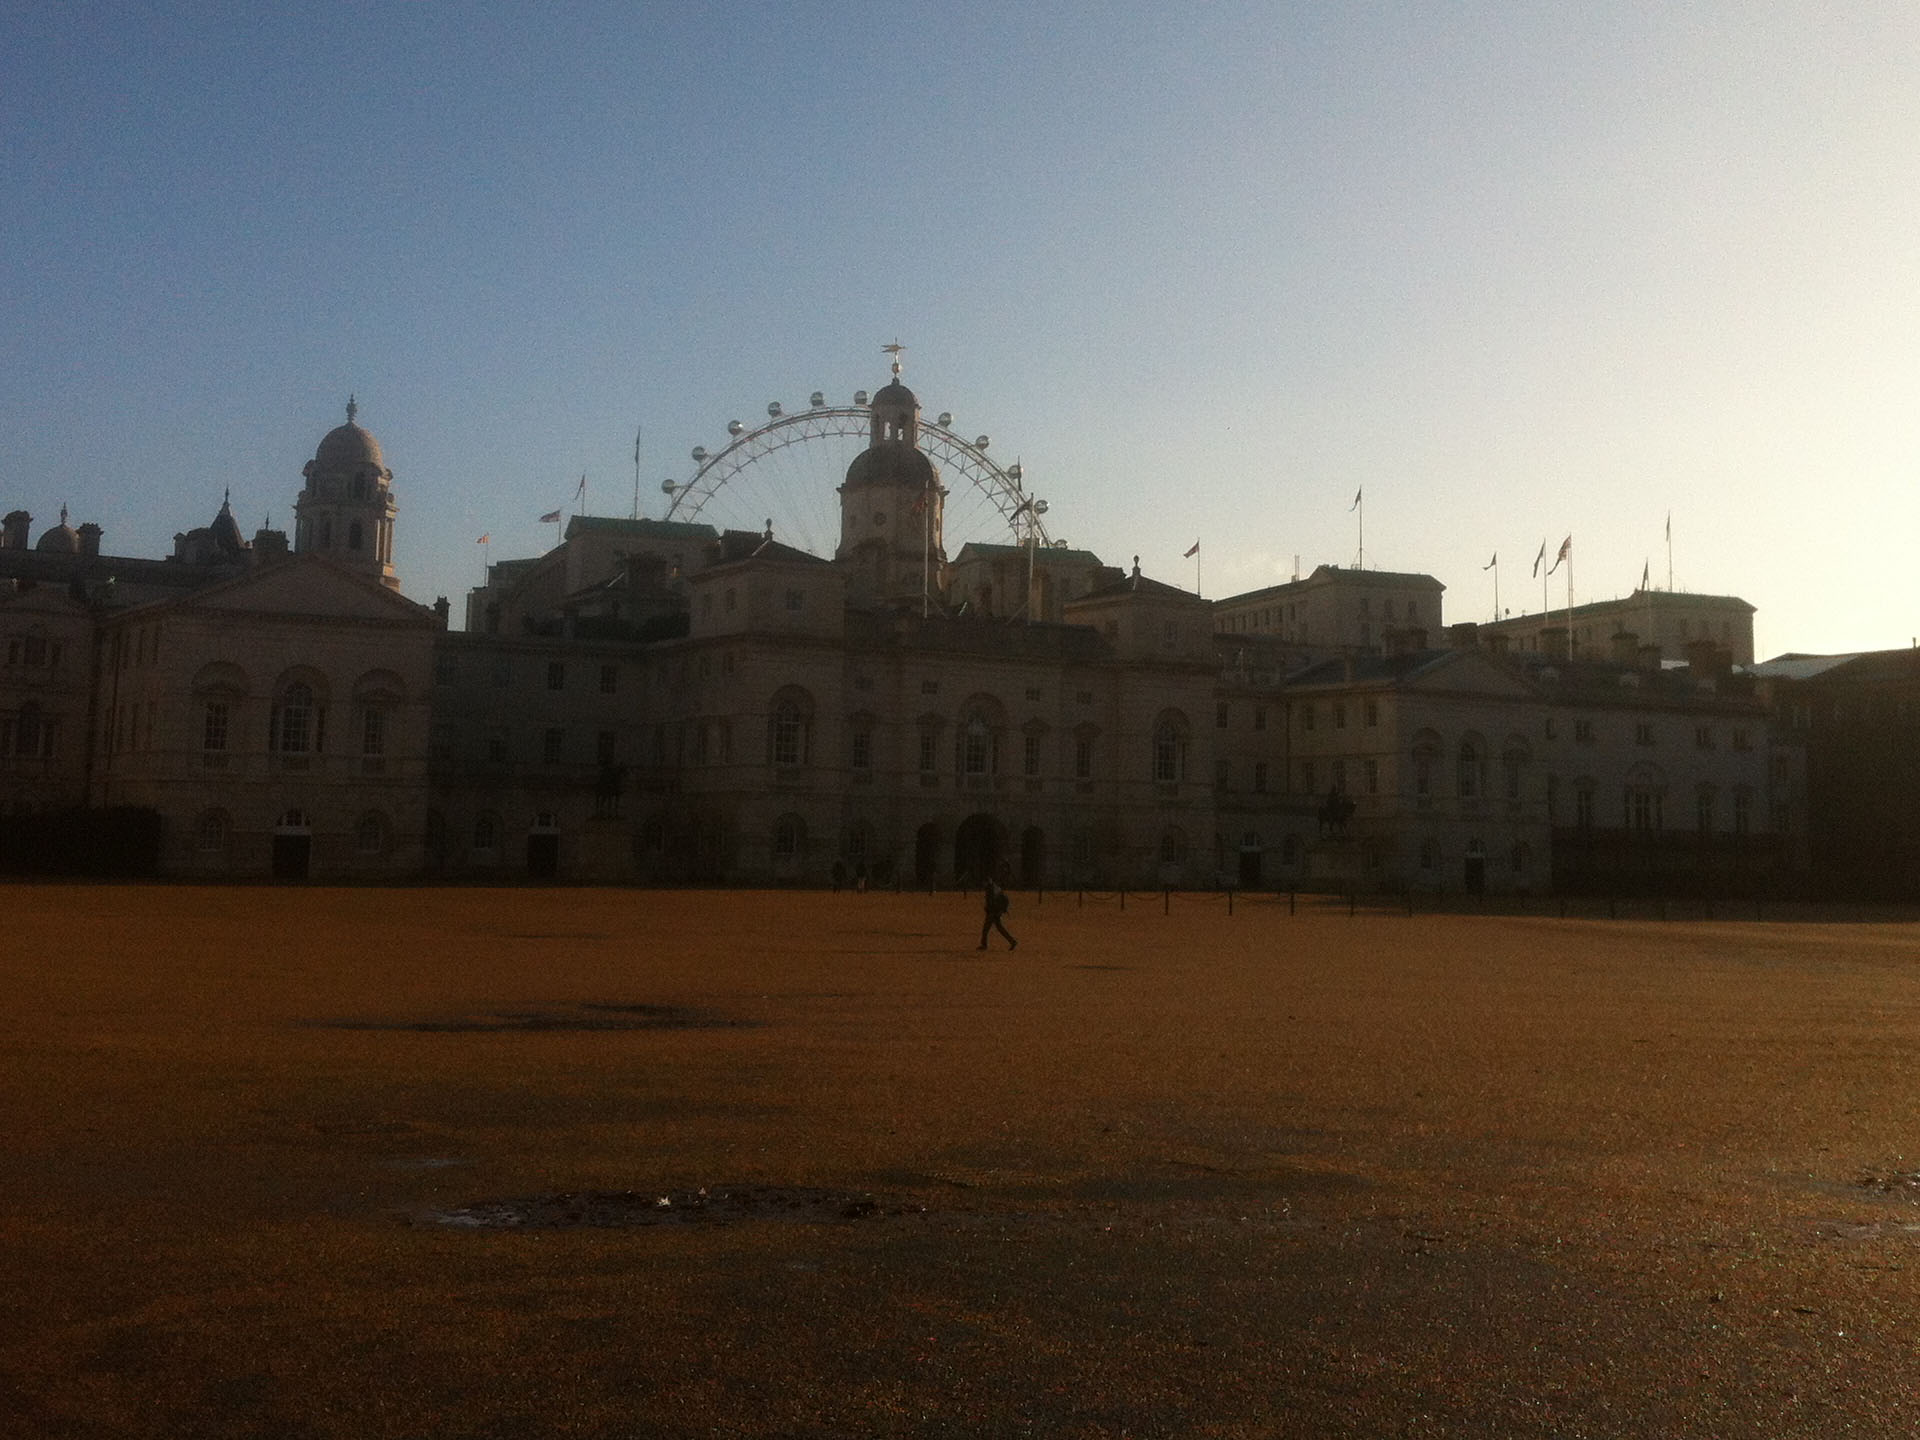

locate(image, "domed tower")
(835, 356), (945, 609)
(295, 396), (398, 589)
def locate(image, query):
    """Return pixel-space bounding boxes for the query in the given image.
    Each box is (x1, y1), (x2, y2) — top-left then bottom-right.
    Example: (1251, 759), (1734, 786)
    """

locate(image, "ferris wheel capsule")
(1008, 462), (1023, 483)
(938, 412), (952, 426)
(809, 391), (825, 408)
(727, 420), (744, 436)
(975, 435), (990, 449)
(661, 478), (677, 495)
(854, 390), (869, 406)
(767, 401), (782, 418)
(692, 446), (708, 463)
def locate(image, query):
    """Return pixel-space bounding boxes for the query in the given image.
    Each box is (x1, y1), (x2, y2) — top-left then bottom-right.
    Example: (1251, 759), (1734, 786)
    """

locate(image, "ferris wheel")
(658, 390), (1054, 558)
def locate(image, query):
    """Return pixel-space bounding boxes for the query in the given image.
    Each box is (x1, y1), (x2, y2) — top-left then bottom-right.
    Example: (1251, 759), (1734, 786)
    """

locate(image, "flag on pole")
(538, 509), (561, 524)
(1531, 540), (1546, 577)
(1665, 511), (1671, 541)
(1483, 552), (1497, 570)
(1183, 540), (1200, 558)
(574, 474), (587, 501)
(1547, 535), (1571, 575)
(1641, 560), (1650, 590)
(476, 533), (489, 544)
(1350, 487), (1362, 511)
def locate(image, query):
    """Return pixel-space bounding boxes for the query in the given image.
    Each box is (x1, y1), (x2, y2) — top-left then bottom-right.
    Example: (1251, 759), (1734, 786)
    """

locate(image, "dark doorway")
(1019, 826), (1045, 887)
(1239, 846), (1263, 888)
(953, 813), (1005, 884)
(527, 833), (559, 879)
(1463, 844), (1486, 895)
(271, 833), (311, 880)
(914, 823), (940, 885)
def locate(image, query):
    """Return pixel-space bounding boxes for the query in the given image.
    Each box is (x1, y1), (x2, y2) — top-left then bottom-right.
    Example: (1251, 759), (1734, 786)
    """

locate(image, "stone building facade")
(0, 383), (1805, 893)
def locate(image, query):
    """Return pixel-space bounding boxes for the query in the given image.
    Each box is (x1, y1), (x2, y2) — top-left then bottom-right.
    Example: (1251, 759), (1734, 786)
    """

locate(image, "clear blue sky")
(6, 2), (1918, 655)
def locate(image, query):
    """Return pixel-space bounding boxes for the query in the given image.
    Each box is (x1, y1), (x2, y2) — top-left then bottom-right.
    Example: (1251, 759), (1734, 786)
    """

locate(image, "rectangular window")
(1299, 760), (1315, 793)
(1366, 759), (1378, 794)
(1732, 728), (1752, 751)
(1076, 690), (1094, 706)
(1215, 757), (1230, 789)
(547, 661), (565, 692)
(600, 664), (618, 695)
(543, 728), (564, 765)
(921, 679), (940, 696)
(1575, 719), (1595, 744)
(1334, 703), (1347, 729)
(361, 708), (385, 757)
(1635, 722), (1655, 746)
(852, 729), (872, 771)
(1074, 737), (1093, 779)
(919, 732), (937, 773)
(1695, 725), (1713, 749)
(1575, 787), (1594, 829)
(1733, 792), (1752, 833)
(1300, 705), (1313, 732)
(1253, 760), (1268, 793)
(1331, 759), (1346, 793)
(1023, 733), (1041, 776)
(1365, 699), (1379, 728)
(1254, 706), (1267, 731)
(1025, 687), (1042, 703)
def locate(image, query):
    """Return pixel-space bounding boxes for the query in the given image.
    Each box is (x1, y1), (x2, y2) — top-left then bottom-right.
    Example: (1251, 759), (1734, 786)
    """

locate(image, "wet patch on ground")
(425, 1185), (893, 1230)
(308, 1002), (752, 1033)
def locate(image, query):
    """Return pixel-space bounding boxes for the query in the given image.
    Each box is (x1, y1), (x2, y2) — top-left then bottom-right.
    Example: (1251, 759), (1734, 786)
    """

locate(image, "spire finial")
(345, 394), (358, 426)
(60, 504), (69, 526)
(882, 339), (905, 378)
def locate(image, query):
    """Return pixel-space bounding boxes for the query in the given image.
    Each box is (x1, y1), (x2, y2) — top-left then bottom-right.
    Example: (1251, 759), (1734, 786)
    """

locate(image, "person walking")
(979, 869), (1017, 951)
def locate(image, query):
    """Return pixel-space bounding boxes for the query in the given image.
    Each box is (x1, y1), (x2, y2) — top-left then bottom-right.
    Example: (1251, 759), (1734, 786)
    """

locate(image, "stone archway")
(914, 822), (941, 886)
(953, 812), (1006, 885)
(1019, 826), (1045, 887)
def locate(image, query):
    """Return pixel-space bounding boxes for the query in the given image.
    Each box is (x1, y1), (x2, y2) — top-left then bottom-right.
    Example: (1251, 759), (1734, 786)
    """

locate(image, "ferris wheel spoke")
(662, 401), (1048, 563)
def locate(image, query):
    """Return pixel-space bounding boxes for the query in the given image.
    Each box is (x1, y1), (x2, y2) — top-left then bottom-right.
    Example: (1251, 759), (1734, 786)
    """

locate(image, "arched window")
(767, 687), (814, 768)
(1411, 729), (1442, 800)
(277, 682), (315, 753)
(1457, 735), (1486, 799)
(193, 810), (230, 852)
(962, 714), (992, 776)
(1151, 710), (1190, 784)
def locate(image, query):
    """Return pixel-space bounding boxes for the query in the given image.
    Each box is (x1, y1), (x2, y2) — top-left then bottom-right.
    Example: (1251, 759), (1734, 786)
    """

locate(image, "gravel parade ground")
(5, 885), (1920, 1437)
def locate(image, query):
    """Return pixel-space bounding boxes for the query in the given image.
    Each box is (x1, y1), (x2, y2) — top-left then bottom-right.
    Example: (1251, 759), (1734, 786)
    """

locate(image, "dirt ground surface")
(5, 885), (1920, 1438)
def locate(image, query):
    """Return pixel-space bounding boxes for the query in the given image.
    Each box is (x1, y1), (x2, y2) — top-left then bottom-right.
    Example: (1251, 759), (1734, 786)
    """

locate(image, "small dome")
(210, 496), (245, 553)
(870, 379), (917, 412)
(36, 505), (78, 554)
(36, 520), (79, 554)
(315, 422), (384, 470)
(844, 444), (936, 490)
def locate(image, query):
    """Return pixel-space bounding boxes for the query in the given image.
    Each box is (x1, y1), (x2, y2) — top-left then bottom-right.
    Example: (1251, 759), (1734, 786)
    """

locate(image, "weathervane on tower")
(882, 340), (906, 378)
